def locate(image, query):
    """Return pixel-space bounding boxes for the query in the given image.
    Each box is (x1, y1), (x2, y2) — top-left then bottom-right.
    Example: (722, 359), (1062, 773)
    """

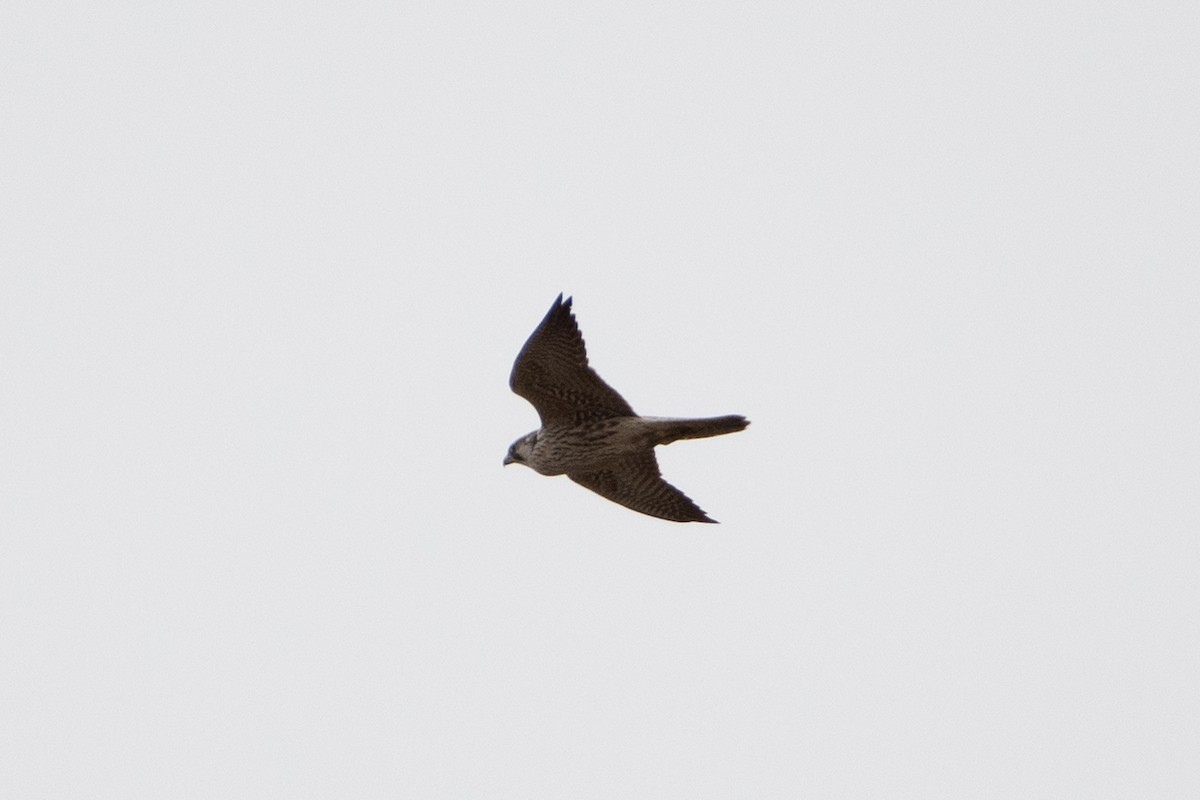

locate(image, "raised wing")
(568, 453), (716, 523)
(509, 294), (635, 424)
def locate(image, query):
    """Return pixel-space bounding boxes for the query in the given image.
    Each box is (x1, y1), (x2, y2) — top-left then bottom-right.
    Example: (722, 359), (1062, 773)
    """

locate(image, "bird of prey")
(504, 294), (748, 523)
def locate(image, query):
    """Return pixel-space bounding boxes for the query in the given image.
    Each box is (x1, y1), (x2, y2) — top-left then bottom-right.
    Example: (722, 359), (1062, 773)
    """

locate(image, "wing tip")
(678, 503), (719, 523)
(545, 293), (574, 324)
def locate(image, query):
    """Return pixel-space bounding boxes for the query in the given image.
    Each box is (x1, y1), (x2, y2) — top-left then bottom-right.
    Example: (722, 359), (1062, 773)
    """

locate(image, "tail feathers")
(654, 414), (749, 446)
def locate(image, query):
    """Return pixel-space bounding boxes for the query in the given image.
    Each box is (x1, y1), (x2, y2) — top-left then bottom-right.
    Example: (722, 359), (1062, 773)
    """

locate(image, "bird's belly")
(530, 419), (650, 475)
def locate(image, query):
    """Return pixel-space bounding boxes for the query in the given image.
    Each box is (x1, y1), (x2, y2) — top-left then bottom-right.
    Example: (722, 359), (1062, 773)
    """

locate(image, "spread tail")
(652, 414), (749, 446)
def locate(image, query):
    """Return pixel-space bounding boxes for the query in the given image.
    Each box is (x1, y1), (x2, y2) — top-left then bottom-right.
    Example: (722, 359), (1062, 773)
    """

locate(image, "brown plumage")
(504, 294), (748, 523)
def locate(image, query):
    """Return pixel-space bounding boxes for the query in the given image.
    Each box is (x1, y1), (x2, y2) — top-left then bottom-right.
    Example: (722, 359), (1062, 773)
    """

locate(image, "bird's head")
(503, 431), (538, 467)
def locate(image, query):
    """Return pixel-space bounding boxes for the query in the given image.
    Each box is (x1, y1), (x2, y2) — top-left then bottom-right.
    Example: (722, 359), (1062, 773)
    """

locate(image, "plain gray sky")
(3, 2), (1197, 797)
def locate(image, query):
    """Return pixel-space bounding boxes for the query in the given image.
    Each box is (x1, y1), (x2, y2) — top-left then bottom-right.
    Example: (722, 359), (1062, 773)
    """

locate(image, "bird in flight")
(504, 294), (748, 523)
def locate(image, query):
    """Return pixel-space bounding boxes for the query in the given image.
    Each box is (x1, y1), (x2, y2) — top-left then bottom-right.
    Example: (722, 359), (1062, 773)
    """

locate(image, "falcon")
(504, 294), (748, 523)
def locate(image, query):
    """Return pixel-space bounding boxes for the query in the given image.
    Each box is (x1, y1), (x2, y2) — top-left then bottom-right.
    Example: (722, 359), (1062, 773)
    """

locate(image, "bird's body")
(509, 415), (749, 476)
(505, 294), (748, 523)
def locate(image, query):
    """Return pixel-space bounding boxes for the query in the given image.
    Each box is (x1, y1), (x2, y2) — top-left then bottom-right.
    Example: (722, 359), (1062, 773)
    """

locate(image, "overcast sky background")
(3, 2), (1197, 797)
